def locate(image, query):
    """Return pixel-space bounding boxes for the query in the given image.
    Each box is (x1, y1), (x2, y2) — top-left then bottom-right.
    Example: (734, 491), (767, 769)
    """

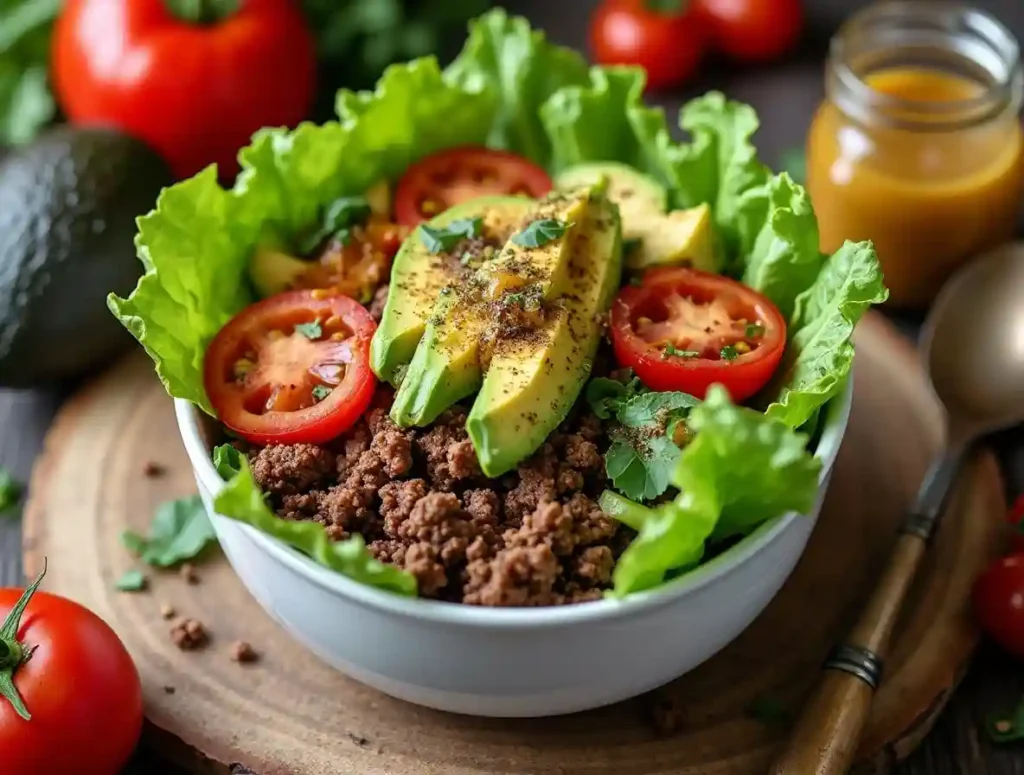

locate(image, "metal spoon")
(769, 241), (1024, 774)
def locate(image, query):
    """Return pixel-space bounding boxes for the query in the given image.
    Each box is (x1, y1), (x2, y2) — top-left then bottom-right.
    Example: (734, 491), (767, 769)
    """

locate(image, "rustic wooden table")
(3, 1), (1024, 772)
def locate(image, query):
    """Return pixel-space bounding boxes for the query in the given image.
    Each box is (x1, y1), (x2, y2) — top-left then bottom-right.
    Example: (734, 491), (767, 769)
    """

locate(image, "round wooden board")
(22, 312), (1005, 775)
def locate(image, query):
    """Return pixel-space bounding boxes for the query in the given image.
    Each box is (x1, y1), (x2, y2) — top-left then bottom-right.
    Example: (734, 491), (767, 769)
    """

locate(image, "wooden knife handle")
(768, 533), (928, 775)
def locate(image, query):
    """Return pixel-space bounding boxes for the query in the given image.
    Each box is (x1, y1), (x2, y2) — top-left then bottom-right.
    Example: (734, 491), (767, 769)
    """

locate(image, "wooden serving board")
(22, 312), (1006, 775)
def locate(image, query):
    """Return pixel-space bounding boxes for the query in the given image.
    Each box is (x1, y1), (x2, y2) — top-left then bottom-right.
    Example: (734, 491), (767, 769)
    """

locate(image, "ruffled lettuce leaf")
(765, 240), (888, 428)
(213, 458), (417, 596)
(444, 8), (590, 166)
(604, 386), (821, 596)
(741, 173), (823, 321)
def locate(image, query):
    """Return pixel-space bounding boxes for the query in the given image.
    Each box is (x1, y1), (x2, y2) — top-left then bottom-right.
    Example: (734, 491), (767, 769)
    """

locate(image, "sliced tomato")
(609, 267), (786, 401)
(204, 291), (377, 445)
(394, 146), (553, 226)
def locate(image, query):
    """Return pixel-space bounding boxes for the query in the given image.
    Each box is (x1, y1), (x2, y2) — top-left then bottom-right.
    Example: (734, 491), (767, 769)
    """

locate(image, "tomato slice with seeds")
(609, 267), (786, 401)
(204, 290), (377, 445)
(393, 146), (553, 226)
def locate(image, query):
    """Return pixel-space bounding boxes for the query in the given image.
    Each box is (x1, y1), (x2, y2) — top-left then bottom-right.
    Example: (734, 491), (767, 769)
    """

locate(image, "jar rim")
(830, 0), (1022, 130)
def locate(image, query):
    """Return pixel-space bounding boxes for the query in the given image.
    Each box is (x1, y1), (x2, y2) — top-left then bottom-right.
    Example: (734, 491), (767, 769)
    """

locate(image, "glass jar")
(807, 1), (1024, 309)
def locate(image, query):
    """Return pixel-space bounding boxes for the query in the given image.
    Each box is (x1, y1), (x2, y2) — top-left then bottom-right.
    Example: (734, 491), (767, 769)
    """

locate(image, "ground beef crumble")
(249, 390), (625, 606)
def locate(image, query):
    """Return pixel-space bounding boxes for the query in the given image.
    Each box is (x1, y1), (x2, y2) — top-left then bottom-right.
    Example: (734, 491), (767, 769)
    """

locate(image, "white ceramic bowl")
(175, 380), (852, 717)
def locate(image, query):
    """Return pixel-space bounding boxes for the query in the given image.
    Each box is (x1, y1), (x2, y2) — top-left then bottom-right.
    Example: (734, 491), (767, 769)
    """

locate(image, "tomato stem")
(163, 0), (239, 24)
(0, 559), (47, 721)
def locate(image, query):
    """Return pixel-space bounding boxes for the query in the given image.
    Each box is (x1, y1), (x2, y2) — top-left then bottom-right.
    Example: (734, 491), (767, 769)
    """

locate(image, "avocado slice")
(467, 186), (623, 477)
(370, 196), (533, 386)
(555, 162), (722, 274)
(627, 202), (719, 272)
(391, 187), (597, 427)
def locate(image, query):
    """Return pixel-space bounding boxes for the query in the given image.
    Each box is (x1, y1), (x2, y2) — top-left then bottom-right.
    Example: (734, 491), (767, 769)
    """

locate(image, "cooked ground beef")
(248, 390), (624, 606)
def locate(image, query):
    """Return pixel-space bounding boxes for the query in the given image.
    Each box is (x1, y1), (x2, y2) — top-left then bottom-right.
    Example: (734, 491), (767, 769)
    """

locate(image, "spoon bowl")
(921, 241), (1024, 437)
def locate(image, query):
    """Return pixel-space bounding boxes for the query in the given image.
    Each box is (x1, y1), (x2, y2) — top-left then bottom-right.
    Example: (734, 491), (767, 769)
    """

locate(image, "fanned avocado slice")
(391, 187), (599, 428)
(370, 196), (532, 387)
(467, 186), (623, 477)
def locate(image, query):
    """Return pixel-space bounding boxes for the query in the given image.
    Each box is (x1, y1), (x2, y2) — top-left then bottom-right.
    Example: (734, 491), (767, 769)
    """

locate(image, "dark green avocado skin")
(0, 127), (172, 387)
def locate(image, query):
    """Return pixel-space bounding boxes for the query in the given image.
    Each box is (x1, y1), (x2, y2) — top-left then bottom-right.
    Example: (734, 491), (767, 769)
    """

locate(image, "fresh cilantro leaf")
(618, 392), (699, 428)
(116, 570), (147, 592)
(511, 218), (569, 248)
(312, 385), (332, 401)
(745, 322), (765, 338)
(584, 375), (646, 419)
(606, 435), (682, 502)
(418, 217), (483, 253)
(212, 444), (243, 480)
(601, 391), (700, 501)
(297, 195), (371, 255)
(0, 468), (22, 516)
(720, 345), (739, 360)
(662, 343), (698, 359)
(294, 321), (323, 339)
(122, 495), (218, 568)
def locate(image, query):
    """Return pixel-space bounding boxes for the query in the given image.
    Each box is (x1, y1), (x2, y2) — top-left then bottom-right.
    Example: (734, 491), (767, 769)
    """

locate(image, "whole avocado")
(0, 126), (172, 386)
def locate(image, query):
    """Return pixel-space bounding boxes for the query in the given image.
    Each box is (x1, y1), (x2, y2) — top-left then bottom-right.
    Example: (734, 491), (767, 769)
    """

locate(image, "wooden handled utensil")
(770, 242), (1024, 774)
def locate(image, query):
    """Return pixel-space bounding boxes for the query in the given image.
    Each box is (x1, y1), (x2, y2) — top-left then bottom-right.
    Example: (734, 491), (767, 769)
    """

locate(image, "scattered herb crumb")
(662, 343), (698, 359)
(230, 641), (259, 664)
(163, 685), (176, 695)
(294, 321), (323, 340)
(745, 322), (765, 338)
(116, 570), (147, 592)
(312, 385), (332, 402)
(0, 468), (23, 516)
(179, 563), (199, 584)
(143, 461), (165, 478)
(418, 217), (482, 253)
(160, 603), (176, 620)
(348, 732), (370, 747)
(720, 345), (739, 361)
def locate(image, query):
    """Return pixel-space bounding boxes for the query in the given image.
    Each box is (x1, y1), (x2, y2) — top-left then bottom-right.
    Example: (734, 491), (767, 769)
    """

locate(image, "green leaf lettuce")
(213, 459), (417, 596)
(605, 386), (821, 596)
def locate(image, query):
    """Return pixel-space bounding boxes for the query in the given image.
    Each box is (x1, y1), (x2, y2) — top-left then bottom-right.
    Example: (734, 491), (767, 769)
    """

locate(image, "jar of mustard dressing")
(807, 1), (1024, 309)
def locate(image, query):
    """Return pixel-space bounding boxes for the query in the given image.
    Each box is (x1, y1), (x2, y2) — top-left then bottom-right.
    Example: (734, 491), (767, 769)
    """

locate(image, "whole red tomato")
(693, 0), (803, 64)
(590, 0), (706, 91)
(973, 554), (1024, 659)
(0, 566), (143, 774)
(52, 0), (317, 180)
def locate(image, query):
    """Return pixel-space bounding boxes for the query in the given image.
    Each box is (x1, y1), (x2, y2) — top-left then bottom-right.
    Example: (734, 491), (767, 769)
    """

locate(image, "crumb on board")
(179, 563), (198, 584)
(230, 641), (258, 664)
(171, 618), (208, 650)
(143, 461), (165, 477)
(347, 732), (370, 747)
(160, 603), (176, 619)
(163, 685), (176, 695)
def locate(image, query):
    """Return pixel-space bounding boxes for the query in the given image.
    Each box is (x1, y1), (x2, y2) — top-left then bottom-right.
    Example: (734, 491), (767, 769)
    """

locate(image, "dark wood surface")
(4, 1), (1024, 772)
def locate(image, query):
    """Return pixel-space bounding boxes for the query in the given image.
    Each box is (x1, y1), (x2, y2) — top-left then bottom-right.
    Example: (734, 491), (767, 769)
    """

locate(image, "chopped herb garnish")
(418, 217), (483, 253)
(116, 570), (147, 592)
(0, 468), (22, 517)
(312, 385), (332, 402)
(460, 251), (474, 264)
(662, 344), (699, 359)
(297, 195), (371, 255)
(511, 218), (569, 248)
(294, 321), (322, 339)
(745, 322), (765, 338)
(720, 345), (739, 361)
(503, 292), (526, 307)
(122, 495), (218, 568)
